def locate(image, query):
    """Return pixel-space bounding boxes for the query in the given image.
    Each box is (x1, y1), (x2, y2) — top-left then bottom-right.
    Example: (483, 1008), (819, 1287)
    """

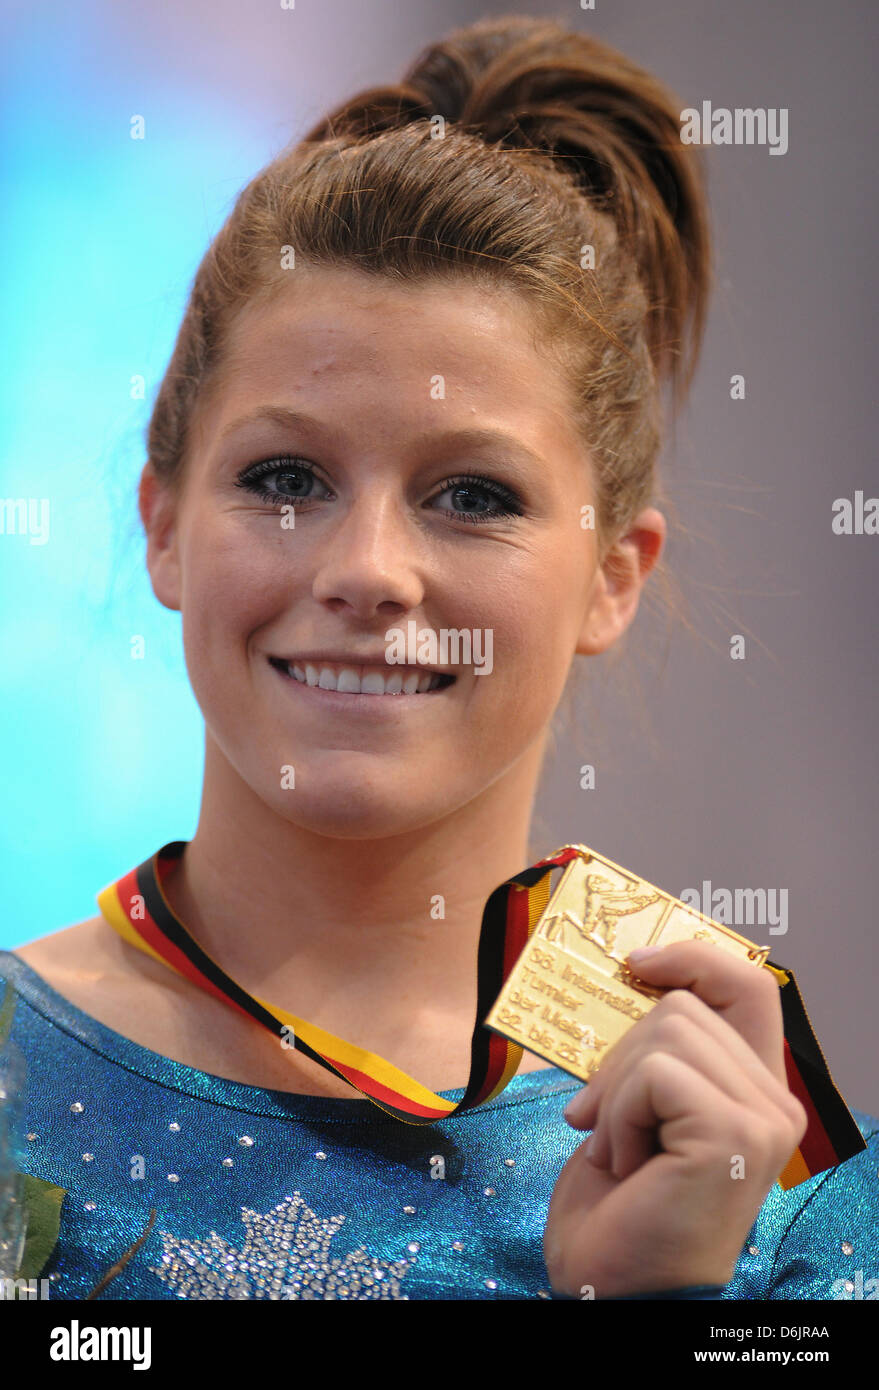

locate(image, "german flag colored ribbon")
(96, 842), (864, 1188)
(771, 964), (864, 1188)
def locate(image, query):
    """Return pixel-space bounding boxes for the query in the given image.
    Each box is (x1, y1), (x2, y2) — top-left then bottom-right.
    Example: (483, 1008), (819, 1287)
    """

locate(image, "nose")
(310, 486), (426, 621)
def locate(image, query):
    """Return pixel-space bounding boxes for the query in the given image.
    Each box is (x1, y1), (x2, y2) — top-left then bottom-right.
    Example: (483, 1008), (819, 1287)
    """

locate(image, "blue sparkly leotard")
(2, 952), (876, 1301)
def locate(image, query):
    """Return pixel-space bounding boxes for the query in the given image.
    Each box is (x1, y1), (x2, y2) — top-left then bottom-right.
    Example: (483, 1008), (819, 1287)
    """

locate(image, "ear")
(139, 463), (183, 612)
(576, 507), (666, 655)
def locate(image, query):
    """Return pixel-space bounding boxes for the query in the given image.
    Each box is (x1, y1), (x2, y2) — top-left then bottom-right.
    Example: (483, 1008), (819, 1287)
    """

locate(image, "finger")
(566, 977), (797, 1132)
(589, 1051), (711, 1181)
(584, 1010), (798, 1174)
(623, 942), (785, 1077)
(588, 1049), (802, 1185)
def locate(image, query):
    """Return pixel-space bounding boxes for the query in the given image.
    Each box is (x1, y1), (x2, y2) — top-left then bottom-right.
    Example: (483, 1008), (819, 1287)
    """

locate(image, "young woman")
(3, 15), (875, 1302)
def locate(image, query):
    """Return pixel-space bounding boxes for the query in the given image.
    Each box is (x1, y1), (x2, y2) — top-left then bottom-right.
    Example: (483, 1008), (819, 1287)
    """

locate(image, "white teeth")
(280, 659), (449, 695)
(336, 668), (361, 693)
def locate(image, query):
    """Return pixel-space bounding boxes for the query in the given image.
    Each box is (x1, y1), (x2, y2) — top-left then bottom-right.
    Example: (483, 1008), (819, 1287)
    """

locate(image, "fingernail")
(628, 946), (661, 963)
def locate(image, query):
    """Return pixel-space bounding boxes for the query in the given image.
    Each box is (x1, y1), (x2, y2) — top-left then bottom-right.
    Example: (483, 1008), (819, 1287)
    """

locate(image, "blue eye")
(431, 475), (523, 524)
(233, 458), (524, 524)
(234, 457), (330, 506)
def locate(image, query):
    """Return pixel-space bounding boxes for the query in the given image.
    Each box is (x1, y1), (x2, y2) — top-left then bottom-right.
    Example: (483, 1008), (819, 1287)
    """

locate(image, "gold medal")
(485, 845), (773, 1082)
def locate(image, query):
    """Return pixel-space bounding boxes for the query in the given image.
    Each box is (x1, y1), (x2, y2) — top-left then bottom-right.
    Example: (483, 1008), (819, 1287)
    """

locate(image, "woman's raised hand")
(543, 941), (808, 1298)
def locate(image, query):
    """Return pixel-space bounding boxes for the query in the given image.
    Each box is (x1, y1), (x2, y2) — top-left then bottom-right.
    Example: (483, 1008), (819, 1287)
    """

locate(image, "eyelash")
(233, 456), (525, 524)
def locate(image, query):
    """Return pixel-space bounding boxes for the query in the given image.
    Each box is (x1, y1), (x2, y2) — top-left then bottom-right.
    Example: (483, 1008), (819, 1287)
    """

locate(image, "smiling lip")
(267, 655), (456, 698)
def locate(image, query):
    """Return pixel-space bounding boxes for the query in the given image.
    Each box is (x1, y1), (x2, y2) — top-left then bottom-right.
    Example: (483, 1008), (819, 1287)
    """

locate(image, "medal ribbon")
(97, 842), (864, 1188)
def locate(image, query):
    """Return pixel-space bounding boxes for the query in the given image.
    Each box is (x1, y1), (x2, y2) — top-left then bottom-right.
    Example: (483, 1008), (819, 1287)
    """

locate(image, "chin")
(258, 780), (433, 840)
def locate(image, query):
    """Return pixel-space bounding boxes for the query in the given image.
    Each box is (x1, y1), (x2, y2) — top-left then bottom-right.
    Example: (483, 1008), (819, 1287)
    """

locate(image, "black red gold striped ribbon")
(97, 842), (865, 1189)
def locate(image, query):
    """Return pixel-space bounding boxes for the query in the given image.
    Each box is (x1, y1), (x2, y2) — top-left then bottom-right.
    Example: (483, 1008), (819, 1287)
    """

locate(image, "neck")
(160, 735), (550, 1035)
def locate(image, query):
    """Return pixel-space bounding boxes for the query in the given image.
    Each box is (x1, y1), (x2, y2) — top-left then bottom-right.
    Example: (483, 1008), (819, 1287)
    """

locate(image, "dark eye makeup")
(233, 455), (526, 525)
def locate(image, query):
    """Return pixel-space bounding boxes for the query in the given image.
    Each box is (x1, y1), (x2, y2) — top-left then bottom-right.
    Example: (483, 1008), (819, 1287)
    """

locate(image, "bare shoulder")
(9, 916), (359, 1095)
(14, 917), (125, 990)
(10, 915), (218, 1065)
(12, 916), (190, 1035)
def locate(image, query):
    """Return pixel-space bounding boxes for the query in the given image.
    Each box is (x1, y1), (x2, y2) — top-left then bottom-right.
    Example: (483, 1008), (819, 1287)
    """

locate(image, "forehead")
(200, 265), (578, 437)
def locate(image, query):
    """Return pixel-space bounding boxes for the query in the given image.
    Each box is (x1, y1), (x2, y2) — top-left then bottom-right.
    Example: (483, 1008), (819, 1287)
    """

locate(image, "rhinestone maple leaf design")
(150, 1191), (412, 1299)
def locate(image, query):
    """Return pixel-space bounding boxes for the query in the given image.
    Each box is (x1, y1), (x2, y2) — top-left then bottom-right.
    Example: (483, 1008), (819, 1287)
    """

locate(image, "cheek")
(481, 561), (581, 670)
(179, 523), (291, 675)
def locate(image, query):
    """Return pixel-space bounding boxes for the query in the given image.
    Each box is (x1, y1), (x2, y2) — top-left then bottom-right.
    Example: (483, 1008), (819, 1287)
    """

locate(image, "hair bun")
(305, 16), (696, 215)
(304, 15), (710, 399)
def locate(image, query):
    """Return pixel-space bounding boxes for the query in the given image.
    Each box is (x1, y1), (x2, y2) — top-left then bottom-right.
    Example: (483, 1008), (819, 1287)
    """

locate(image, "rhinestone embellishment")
(169, 1122), (181, 1132)
(149, 1192), (411, 1300)
(238, 1135), (254, 1148)
(70, 1101), (84, 1114)
(841, 1240), (853, 1255)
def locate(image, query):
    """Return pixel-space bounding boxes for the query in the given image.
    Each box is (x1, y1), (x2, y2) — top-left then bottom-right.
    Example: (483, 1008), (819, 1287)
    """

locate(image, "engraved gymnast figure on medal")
(540, 872), (661, 963)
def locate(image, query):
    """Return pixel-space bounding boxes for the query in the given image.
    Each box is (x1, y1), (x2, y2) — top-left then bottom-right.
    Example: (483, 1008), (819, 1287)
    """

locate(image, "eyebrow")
(219, 406), (323, 442)
(217, 405), (547, 471)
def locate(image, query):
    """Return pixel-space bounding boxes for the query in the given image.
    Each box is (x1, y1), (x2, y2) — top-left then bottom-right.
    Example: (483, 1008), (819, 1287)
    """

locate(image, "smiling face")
(141, 265), (663, 840)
